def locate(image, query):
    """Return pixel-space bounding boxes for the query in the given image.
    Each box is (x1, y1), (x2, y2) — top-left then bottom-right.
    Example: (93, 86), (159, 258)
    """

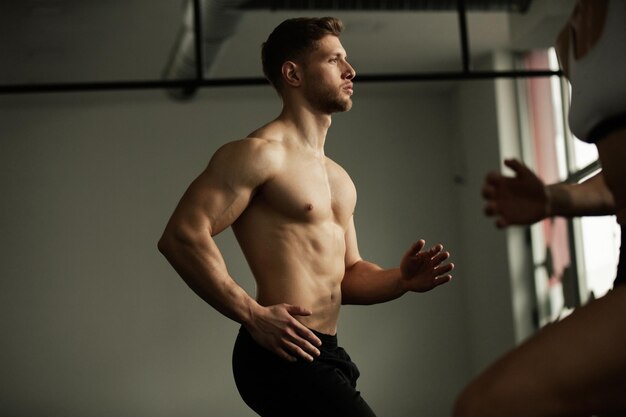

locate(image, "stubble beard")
(306, 84), (353, 114)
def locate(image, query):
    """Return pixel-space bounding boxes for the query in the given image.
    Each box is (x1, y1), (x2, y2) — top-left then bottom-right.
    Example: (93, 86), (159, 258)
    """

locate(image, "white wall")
(452, 77), (519, 374)
(450, 54), (535, 376)
(0, 82), (480, 417)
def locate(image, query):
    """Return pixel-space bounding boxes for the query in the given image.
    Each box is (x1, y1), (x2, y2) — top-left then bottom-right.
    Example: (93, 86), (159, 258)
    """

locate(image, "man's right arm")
(158, 140), (267, 323)
(158, 139), (321, 362)
(482, 158), (615, 228)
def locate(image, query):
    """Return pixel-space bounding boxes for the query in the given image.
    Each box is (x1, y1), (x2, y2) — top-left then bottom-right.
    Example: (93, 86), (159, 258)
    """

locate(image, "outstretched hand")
(400, 240), (454, 293)
(246, 303), (322, 363)
(482, 158), (549, 228)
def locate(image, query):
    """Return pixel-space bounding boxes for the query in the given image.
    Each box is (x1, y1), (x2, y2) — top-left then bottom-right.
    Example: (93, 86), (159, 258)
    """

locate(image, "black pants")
(232, 326), (377, 417)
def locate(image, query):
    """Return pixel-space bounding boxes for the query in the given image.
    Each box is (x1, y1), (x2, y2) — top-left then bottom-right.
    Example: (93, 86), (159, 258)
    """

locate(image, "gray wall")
(0, 79), (525, 416)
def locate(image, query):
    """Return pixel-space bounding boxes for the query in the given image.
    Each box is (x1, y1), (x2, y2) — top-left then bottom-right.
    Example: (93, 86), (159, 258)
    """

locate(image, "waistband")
(239, 325), (338, 349)
(311, 328), (338, 349)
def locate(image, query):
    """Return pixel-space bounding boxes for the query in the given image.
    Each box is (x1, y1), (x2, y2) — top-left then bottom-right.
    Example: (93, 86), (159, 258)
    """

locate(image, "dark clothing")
(565, 0), (626, 143)
(232, 326), (377, 417)
(615, 224), (626, 287)
(588, 113), (626, 143)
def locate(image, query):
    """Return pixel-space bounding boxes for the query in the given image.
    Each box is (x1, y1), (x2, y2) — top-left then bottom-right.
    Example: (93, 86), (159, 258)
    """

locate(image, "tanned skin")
(158, 34), (454, 363)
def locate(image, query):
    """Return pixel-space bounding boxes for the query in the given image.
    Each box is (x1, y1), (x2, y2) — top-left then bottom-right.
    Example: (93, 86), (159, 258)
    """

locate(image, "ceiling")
(0, 0), (576, 89)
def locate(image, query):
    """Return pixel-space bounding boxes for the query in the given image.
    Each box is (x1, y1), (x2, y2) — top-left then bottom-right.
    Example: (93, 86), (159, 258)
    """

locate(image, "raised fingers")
(503, 158), (528, 176)
(482, 183), (497, 199)
(484, 201), (498, 217)
(431, 249), (450, 265)
(427, 243), (444, 257)
(433, 274), (453, 287)
(434, 262), (454, 276)
(495, 217), (508, 229)
(406, 239), (426, 257)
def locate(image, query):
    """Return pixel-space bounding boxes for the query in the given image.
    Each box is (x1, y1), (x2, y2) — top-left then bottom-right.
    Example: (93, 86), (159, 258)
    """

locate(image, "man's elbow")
(157, 232), (174, 257)
(157, 226), (186, 258)
(158, 223), (204, 257)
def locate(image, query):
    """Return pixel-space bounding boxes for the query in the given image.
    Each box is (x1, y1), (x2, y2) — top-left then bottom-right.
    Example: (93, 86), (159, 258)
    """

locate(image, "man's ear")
(281, 61), (301, 87)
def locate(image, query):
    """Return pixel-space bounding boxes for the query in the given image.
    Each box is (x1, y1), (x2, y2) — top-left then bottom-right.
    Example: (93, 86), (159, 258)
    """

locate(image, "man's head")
(262, 17), (344, 92)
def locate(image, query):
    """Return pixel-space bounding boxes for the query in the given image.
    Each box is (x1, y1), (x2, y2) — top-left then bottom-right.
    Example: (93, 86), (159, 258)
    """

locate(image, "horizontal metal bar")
(0, 69), (562, 95)
(241, 0), (533, 12)
(566, 159), (601, 184)
(0, 78), (268, 94)
(357, 69), (562, 81)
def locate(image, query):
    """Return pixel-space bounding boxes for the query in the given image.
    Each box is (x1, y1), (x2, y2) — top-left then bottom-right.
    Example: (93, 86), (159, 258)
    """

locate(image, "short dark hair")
(261, 17), (344, 91)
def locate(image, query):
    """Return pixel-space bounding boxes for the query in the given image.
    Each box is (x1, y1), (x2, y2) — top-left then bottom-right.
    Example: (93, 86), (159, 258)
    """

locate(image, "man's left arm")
(341, 216), (454, 305)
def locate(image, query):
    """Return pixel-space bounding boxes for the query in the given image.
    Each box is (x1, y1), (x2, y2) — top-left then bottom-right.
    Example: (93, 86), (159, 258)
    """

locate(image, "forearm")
(158, 232), (259, 325)
(341, 260), (406, 305)
(548, 172), (615, 218)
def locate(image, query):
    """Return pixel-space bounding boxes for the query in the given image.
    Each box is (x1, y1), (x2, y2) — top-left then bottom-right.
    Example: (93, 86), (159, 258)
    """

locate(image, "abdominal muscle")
(233, 213), (347, 335)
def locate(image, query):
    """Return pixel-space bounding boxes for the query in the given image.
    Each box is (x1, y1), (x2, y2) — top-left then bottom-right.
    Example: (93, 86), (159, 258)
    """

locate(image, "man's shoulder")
(216, 136), (284, 163)
(324, 155), (350, 175)
(210, 136), (285, 180)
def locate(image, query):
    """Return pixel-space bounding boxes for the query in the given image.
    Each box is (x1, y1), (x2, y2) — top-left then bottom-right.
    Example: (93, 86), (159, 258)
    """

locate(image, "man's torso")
(231, 131), (357, 334)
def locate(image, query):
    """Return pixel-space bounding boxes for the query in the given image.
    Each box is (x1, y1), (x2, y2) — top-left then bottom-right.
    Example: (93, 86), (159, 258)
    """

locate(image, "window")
(518, 48), (620, 327)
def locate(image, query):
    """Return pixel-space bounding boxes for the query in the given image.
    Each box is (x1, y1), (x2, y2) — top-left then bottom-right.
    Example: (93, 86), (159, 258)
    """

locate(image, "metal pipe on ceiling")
(162, 0), (249, 99)
(0, 0), (562, 96)
(0, 69), (562, 94)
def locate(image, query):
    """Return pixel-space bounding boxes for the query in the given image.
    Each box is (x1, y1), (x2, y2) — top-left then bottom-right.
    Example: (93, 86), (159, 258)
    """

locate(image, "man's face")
(300, 35), (356, 114)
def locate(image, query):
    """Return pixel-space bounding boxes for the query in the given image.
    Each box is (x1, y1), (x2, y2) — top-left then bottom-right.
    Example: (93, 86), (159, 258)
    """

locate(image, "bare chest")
(258, 156), (356, 225)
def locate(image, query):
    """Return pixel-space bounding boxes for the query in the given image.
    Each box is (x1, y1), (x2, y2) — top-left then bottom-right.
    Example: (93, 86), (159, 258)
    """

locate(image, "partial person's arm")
(158, 139), (321, 362)
(482, 158), (615, 228)
(340, 217), (454, 305)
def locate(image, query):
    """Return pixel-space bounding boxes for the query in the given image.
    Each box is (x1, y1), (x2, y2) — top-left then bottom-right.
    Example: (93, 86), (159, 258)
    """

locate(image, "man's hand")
(399, 240), (453, 293)
(246, 304), (322, 363)
(482, 158), (550, 228)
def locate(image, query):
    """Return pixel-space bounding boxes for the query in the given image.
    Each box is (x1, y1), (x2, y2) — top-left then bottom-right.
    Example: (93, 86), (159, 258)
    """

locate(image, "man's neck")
(278, 103), (332, 156)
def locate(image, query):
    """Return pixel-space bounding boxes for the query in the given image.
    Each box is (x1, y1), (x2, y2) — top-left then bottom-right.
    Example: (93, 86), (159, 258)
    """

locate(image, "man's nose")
(344, 62), (356, 80)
